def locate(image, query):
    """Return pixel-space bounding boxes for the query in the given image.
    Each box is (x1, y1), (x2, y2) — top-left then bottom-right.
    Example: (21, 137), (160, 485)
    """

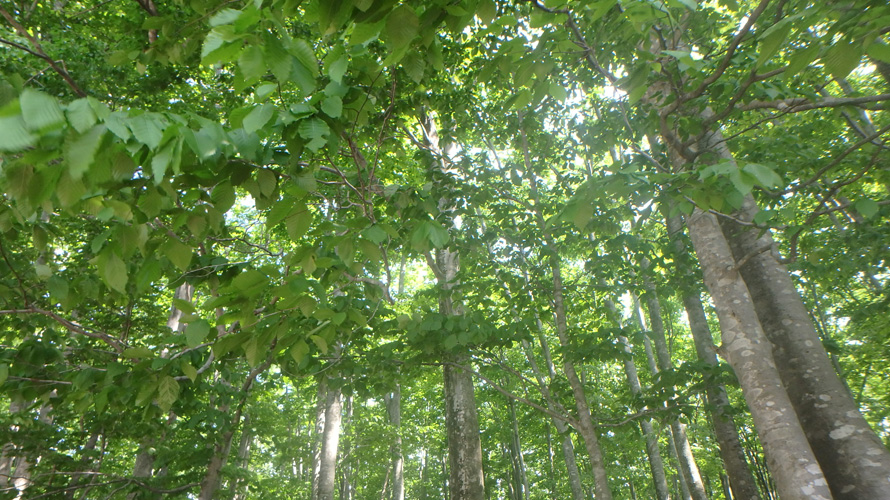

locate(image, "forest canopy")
(0, 0), (889, 499)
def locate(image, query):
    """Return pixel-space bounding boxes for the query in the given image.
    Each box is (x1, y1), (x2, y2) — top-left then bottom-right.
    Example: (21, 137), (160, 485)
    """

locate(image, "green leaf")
(854, 199), (879, 218)
(362, 225), (388, 244)
(428, 221), (450, 248)
(385, 5), (419, 51)
(822, 39), (863, 80)
(232, 269), (269, 296)
(122, 346), (154, 358)
(285, 207), (312, 240)
(66, 98), (98, 133)
(785, 44), (819, 78)
(165, 239), (193, 271)
(21, 89), (65, 131)
(243, 336), (260, 366)
(867, 41), (890, 64)
(329, 56), (348, 83)
(185, 319), (211, 347)
(65, 125), (106, 179)
(156, 375), (180, 412)
(0, 115), (36, 151)
(239, 45), (267, 82)
(128, 113), (164, 149)
(0, 364), (8, 386)
(209, 8), (241, 26)
(476, 0), (497, 24)
(256, 168), (277, 197)
(243, 103), (275, 133)
(291, 39), (319, 77)
(180, 360), (198, 382)
(742, 163), (783, 189)
(310, 334), (328, 354)
(150, 139), (177, 182)
(756, 19), (791, 68)
(99, 250), (128, 293)
(321, 96), (342, 118)
(290, 340), (310, 363)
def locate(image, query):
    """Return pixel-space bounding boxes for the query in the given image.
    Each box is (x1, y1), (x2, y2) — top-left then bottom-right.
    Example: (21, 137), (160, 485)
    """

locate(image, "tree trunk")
(507, 399), (530, 500)
(384, 385), (405, 500)
(637, 278), (709, 500)
(231, 415), (252, 500)
(520, 130), (613, 500)
(422, 109), (485, 500)
(665, 210), (762, 500)
(314, 379), (342, 500)
(720, 194), (890, 500)
(684, 207), (832, 500)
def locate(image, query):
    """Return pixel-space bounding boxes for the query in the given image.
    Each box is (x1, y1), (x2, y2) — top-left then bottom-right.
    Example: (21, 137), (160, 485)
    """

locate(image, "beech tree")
(1, 0), (889, 499)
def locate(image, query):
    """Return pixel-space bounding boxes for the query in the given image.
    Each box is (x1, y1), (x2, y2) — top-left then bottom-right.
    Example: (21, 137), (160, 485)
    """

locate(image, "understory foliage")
(0, 0), (887, 499)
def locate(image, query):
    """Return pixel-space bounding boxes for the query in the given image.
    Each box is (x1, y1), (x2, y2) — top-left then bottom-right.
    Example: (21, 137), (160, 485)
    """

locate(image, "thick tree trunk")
(665, 211), (763, 500)
(720, 194), (890, 500)
(684, 207), (832, 500)
(443, 355), (486, 500)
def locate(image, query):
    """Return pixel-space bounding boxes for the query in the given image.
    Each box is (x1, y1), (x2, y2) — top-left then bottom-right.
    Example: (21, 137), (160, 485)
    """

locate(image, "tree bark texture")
(384, 386), (405, 500)
(665, 211), (763, 500)
(685, 207), (832, 500)
(315, 380), (342, 500)
(720, 195), (890, 500)
(443, 357), (486, 500)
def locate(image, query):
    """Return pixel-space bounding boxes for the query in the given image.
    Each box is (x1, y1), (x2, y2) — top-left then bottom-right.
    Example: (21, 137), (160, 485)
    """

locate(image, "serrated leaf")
(428, 221), (450, 248)
(243, 103), (275, 133)
(156, 375), (180, 412)
(150, 139), (176, 182)
(256, 168), (277, 197)
(329, 56), (348, 83)
(65, 125), (106, 179)
(128, 114), (164, 149)
(99, 250), (128, 293)
(239, 45), (266, 82)
(362, 225), (388, 244)
(854, 199), (879, 218)
(290, 340), (309, 363)
(21, 89), (65, 131)
(209, 8), (241, 26)
(298, 117), (329, 139)
(756, 19), (791, 68)
(264, 34), (293, 83)
(185, 319), (211, 347)
(822, 39), (863, 80)
(310, 334), (328, 354)
(386, 5), (419, 51)
(291, 39), (318, 76)
(180, 360), (198, 382)
(285, 207), (312, 240)
(321, 96), (342, 118)
(165, 239), (193, 271)
(0, 115), (36, 151)
(243, 336), (260, 366)
(66, 98), (98, 133)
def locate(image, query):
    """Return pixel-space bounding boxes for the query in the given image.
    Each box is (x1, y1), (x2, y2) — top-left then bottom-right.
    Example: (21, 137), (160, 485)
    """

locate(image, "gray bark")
(384, 386), (405, 500)
(637, 278), (709, 500)
(721, 195), (890, 500)
(685, 207), (832, 500)
(665, 210), (762, 500)
(314, 380), (342, 500)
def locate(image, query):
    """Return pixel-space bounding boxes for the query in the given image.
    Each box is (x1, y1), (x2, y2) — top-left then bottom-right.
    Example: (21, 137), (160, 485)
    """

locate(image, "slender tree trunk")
(637, 277), (709, 500)
(384, 385), (405, 500)
(665, 210), (762, 500)
(421, 109), (485, 500)
(720, 194), (890, 500)
(508, 399), (530, 500)
(607, 296), (671, 500)
(231, 415), (252, 500)
(684, 207), (832, 500)
(520, 129), (613, 500)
